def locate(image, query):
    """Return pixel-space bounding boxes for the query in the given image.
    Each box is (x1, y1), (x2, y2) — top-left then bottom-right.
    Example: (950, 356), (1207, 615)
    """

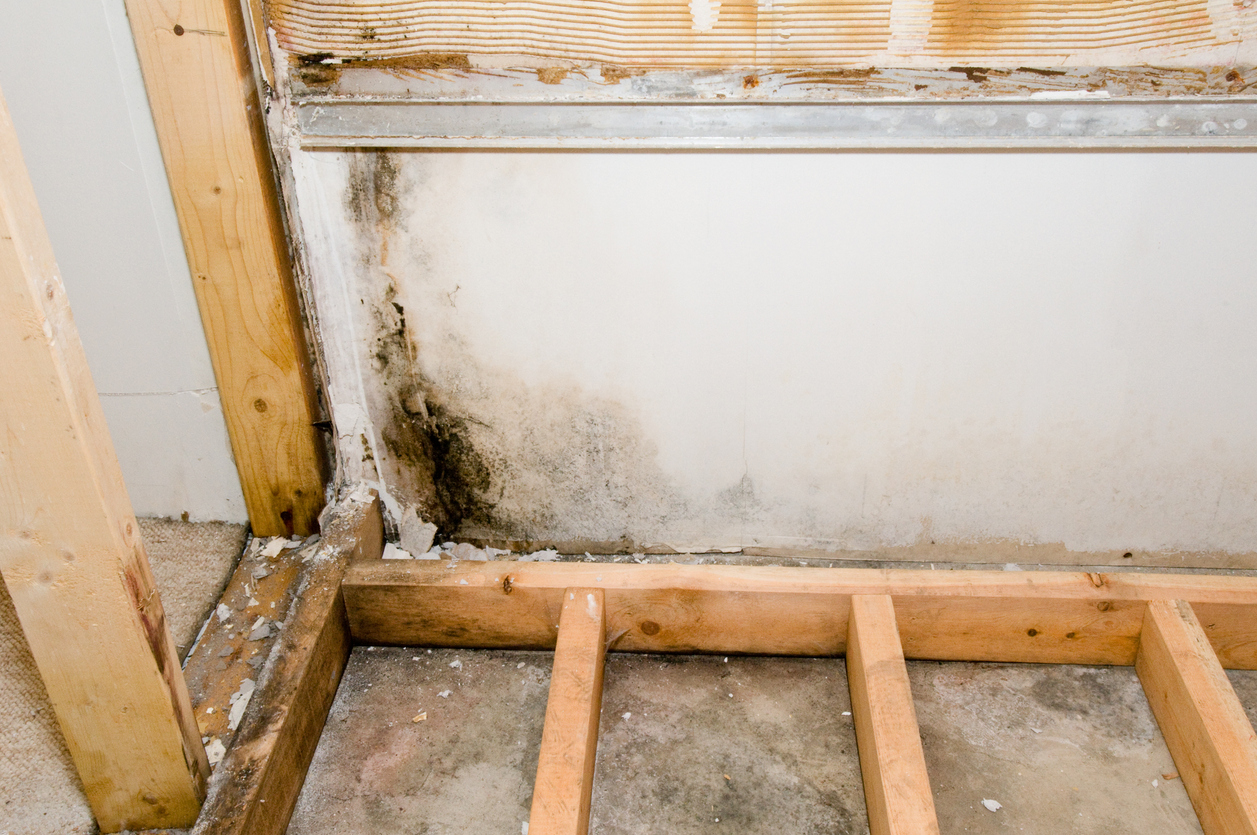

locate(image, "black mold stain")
(366, 279), (499, 536)
(346, 151), (400, 232)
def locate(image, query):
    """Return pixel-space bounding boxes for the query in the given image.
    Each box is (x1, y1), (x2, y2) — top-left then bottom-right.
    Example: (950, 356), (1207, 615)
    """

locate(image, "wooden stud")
(1136, 599), (1257, 835)
(190, 491), (383, 835)
(529, 588), (607, 835)
(123, 0), (328, 536)
(846, 595), (940, 835)
(0, 86), (209, 831)
(342, 561), (1257, 668)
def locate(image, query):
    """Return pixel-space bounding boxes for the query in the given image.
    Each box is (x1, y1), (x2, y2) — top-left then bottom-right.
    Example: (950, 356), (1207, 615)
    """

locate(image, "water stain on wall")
(342, 150), (710, 543)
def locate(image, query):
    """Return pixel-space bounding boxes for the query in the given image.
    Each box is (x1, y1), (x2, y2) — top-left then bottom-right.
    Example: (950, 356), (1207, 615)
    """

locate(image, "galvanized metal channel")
(296, 98), (1257, 149)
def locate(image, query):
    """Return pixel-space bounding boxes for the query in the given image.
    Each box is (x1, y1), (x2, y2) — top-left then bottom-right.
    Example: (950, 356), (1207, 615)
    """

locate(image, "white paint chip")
(689, 0), (721, 32)
(205, 737), (226, 767)
(215, 603), (232, 623)
(383, 542), (414, 560)
(982, 799), (1003, 812)
(438, 690), (452, 698)
(622, 712), (631, 720)
(450, 659), (463, 670)
(228, 679), (256, 730)
(261, 538), (286, 558)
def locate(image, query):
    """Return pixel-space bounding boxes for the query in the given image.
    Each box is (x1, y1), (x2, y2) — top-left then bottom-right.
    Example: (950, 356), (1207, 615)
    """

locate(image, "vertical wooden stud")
(0, 86), (209, 831)
(529, 588), (607, 835)
(123, 0), (327, 536)
(1137, 599), (1257, 835)
(847, 594), (941, 835)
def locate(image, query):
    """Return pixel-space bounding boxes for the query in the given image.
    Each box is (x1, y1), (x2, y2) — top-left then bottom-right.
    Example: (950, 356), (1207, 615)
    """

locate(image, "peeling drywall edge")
(264, 28), (399, 522)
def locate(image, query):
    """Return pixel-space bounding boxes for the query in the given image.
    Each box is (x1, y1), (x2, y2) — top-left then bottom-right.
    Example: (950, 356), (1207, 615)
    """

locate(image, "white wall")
(297, 149), (1257, 560)
(0, 0), (246, 522)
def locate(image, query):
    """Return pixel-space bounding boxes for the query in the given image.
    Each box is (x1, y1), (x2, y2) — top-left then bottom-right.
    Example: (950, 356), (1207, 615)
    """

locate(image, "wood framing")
(198, 558), (1257, 835)
(124, 0), (328, 536)
(1137, 599), (1257, 835)
(191, 491), (382, 835)
(529, 588), (607, 835)
(0, 87), (208, 832)
(846, 595), (940, 835)
(342, 562), (1257, 668)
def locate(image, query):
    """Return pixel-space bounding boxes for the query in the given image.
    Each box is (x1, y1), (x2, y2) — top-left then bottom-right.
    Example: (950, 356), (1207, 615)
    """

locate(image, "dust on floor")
(289, 646), (1257, 834)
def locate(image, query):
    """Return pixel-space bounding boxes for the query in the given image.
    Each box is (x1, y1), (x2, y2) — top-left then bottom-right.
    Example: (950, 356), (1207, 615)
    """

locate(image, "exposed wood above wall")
(125, 0), (328, 536)
(266, 0), (1255, 70)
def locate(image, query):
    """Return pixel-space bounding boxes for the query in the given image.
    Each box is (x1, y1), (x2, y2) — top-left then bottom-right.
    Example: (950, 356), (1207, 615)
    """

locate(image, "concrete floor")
(289, 646), (1257, 835)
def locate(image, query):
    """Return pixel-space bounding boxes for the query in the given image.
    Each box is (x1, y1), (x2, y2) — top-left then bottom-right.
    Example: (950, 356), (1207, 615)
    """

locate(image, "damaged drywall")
(288, 146), (1257, 562)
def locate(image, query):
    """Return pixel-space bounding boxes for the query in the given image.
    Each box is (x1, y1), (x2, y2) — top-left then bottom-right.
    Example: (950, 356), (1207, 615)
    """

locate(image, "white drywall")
(0, 0), (246, 522)
(295, 149), (1257, 559)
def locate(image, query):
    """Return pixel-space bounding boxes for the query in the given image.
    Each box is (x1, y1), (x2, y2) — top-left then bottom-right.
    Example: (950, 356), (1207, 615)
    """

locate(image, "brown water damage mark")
(927, 0), (1038, 55)
(294, 52), (472, 86)
(600, 64), (644, 84)
(537, 67), (569, 84)
(950, 65), (998, 84)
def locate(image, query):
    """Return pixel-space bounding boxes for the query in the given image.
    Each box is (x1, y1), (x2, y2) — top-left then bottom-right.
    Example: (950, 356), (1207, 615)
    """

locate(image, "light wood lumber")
(265, 0), (1241, 69)
(124, 0), (327, 536)
(190, 491), (383, 835)
(528, 587), (607, 835)
(847, 595), (940, 835)
(182, 537), (309, 747)
(1136, 599), (1257, 835)
(0, 87), (209, 831)
(342, 561), (1257, 667)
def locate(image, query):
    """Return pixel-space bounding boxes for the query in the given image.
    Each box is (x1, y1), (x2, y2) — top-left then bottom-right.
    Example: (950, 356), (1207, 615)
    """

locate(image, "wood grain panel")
(265, 0), (1238, 68)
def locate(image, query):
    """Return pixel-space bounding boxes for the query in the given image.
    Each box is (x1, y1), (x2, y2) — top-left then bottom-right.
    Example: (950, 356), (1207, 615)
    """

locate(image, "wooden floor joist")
(196, 558), (1257, 835)
(529, 588), (607, 835)
(1137, 599), (1257, 835)
(191, 491), (382, 835)
(846, 595), (940, 835)
(342, 561), (1257, 668)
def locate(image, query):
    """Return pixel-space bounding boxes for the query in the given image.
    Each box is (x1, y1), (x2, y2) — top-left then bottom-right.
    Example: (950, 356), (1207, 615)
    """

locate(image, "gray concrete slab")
(289, 647), (551, 835)
(911, 661), (1202, 834)
(289, 649), (1257, 835)
(591, 654), (868, 835)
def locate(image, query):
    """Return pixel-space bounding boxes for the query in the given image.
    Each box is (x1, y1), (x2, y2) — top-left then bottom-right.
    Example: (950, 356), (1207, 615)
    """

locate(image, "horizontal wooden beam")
(1137, 599), (1257, 835)
(191, 491), (383, 835)
(342, 562), (1257, 668)
(528, 588), (607, 835)
(847, 595), (940, 835)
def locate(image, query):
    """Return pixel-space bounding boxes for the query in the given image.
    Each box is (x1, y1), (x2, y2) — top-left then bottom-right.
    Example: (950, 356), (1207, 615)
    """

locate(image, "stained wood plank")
(125, 0), (327, 536)
(190, 491), (383, 835)
(0, 86), (209, 831)
(342, 561), (1257, 668)
(529, 587), (607, 835)
(265, 0), (1246, 68)
(846, 595), (939, 835)
(1136, 599), (1257, 835)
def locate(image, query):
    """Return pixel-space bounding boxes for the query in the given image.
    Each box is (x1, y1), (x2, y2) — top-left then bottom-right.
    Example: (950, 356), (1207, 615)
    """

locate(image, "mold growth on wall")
(291, 147), (1257, 565)
(339, 150), (715, 544)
